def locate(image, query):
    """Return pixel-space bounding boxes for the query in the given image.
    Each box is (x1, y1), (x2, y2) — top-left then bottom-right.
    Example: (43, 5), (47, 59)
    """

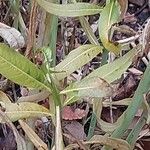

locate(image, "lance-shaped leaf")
(84, 45), (141, 83)
(98, 0), (121, 54)
(71, 0), (99, 45)
(63, 45), (141, 105)
(36, 0), (102, 17)
(79, 17), (99, 45)
(54, 44), (103, 80)
(0, 43), (51, 91)
(60, 77), (113, 98)
(0, 102), (51, 122)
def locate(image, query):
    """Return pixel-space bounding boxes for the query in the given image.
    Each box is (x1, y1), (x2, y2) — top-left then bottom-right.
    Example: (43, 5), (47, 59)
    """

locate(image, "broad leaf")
(36, 0), (102, 17)
(61, 77), (113, 98)
(98, 0), (121, 54)
(0, 102), (51, 122)
(54, 44), (103, 80)
(0, 43), (51, 91)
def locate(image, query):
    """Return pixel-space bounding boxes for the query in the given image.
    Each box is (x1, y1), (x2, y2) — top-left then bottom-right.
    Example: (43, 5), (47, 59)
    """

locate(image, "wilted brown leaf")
(64, 121), (86, 141)
(0, 22), (25, 48)
(62, 106), (87, 120)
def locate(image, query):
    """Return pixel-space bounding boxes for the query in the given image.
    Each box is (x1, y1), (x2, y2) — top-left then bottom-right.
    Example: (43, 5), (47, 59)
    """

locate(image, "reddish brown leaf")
(62, 106), (87, 120)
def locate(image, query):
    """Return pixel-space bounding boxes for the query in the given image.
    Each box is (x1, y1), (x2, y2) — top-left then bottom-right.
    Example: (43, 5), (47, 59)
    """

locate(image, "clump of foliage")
(0, 0), (149, 150)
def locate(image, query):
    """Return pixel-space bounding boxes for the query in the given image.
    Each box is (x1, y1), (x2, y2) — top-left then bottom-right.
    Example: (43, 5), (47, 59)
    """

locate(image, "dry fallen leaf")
(0, 22), (25, 48)
(62, 106), (87, 120)
(19, 120), (48, 150)
(64, 121), (86, 141)
(117, 0), (128, 19)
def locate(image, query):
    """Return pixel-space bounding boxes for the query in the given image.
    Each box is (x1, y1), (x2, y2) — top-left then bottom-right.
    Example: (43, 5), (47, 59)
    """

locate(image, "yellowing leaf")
(0, 90), (11, 103)
(0, 102), (51, 122)
(89, 135), (130, 150)
(99, 0), (121, 54)
(36, 0), (102, 17)
(61, 77), (113, 98)
(64, 135), (130, 150)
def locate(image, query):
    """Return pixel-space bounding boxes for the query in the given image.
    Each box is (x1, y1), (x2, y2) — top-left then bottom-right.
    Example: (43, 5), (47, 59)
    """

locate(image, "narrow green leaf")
(38, 11), (58, 66)
(87, 113), (97, 140)
(0, 102), (51, 122)
(71, 0), (99, 45)
(54, 44), (103, 80)
(84, 45), (141, 83)
(48, 14), (58, 67)
(79, 17), (99, 45)
(126, 111), (146, 149)
(0, 43), (50, 91)
(98, 0), (120, 54)
(111, 61), (150, 139)
(36, 0), (102, 17)
(43, 46), (62, 106)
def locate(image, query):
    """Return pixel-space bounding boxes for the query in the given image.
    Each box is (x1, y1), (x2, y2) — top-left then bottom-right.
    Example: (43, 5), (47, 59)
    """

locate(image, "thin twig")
(25, 0), (38, 58)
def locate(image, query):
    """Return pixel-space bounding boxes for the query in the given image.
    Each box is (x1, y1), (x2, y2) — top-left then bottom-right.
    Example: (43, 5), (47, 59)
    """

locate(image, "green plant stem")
(49, 15), (58, 67)
(101, 49), (108, 65)
(50, 79), (61, 106)
(55, 105), (64, 150)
